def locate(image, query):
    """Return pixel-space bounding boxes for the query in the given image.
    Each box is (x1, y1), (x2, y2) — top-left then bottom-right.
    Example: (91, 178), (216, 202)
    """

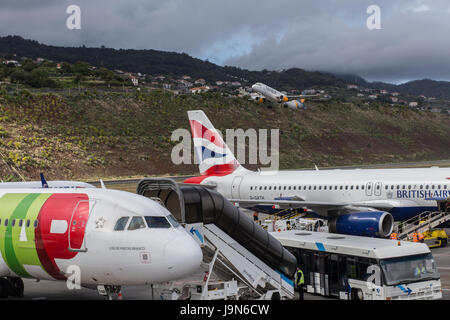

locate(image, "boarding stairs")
(393, 210), (450, 241)
(201, 224), (295, 300)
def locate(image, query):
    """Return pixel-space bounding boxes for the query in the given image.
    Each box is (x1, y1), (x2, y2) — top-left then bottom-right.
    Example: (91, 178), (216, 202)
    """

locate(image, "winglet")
(100, 179), (107, 189)
(40, 173), (49, 188)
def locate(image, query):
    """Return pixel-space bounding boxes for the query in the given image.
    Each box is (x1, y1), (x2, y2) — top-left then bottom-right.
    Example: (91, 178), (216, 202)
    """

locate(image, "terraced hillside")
(0, 89), (449, 181)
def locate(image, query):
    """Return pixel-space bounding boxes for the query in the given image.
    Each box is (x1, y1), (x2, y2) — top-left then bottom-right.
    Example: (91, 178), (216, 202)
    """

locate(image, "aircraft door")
(365, 182), (373, 197)
(231, 176), (243, 199)
(68, 200), (96, 252)
(374, 182), (382, 196)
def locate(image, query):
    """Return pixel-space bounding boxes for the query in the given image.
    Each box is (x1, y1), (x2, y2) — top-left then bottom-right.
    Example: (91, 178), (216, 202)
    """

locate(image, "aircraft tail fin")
(187, 110), (241, 176)
(40, 173), (48, 188)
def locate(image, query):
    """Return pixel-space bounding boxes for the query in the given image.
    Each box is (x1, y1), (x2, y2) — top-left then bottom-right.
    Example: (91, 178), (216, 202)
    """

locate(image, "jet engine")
(283, 99), (305, 109)
(328, 211), (394, 238)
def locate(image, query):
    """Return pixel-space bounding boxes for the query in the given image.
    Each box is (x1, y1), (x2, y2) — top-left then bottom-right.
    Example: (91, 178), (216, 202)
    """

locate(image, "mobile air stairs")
(393, 199), (450, 243)
(137, 178), (297, 300)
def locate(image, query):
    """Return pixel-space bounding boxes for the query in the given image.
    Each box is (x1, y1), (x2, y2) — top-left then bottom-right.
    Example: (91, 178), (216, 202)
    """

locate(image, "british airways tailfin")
(187, 110), (241, 176)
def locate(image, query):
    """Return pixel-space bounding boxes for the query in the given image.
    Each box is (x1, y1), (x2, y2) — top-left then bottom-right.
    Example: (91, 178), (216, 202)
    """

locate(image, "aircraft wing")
(228, 198), (347, 211)
(286, 94), (319, 99)
(228, 198), (419, 215)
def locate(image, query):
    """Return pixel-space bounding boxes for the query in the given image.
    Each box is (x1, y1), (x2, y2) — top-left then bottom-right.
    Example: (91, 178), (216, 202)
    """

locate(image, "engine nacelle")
(283, 99), (305, 109)
(328, 211), (394, 238)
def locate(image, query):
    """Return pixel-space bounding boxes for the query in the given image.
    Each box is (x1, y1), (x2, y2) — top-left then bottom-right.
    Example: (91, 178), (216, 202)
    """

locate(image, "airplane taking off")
(251, 82), (316, 109)
(0, 188), (202, 299)
(184, 110), (450, 238)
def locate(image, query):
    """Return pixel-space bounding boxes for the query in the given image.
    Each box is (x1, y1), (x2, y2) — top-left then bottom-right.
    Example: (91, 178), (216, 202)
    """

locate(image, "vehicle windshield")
(379, 253), (440, 286)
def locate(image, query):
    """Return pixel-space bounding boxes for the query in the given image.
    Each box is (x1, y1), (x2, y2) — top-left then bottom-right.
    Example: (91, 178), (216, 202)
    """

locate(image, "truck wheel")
(351, 288), (364, 301)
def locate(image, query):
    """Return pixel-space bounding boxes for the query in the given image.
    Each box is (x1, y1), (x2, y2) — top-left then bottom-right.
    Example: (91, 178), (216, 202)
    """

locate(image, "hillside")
(0, 89), (449, 181)
(0, 36), (346, 90)
(337, 74), (450, 100)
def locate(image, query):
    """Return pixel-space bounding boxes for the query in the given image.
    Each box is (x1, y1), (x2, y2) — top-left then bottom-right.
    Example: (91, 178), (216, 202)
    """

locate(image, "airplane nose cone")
(165, 234), (202, 279)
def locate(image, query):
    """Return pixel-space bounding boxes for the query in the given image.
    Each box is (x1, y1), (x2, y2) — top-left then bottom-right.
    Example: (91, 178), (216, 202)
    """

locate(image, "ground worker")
(412, 232), (425, 243)
(253, 211), (259, 222)
(390, 232), (398, 240)
(295, 267), (305, 300)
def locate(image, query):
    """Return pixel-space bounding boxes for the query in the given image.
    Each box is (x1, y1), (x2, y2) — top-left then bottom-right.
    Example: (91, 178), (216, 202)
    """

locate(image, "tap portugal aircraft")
(0, 188), (202, 299)
(184, 110), (450, 238)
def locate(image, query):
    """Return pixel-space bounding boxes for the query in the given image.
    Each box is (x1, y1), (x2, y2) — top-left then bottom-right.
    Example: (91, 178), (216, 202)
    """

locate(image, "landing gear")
(97, 285), (122, 300)
(0, 277), (24, 299)
(0, 278), (11, 299)
(7, 277), (24, 297)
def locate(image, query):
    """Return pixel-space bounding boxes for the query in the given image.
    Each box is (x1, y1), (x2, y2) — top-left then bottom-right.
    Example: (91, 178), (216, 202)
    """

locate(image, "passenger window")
(128, 216), (146, 230)
(26, 220), (30, 228)
(11, 219), (15, 227)
(5, 219), (8, 226)
(34, 220), (38, 228)
(114, 216), (130, 231)
(145, 216), (171, 229)
(18, 220), (23, 227)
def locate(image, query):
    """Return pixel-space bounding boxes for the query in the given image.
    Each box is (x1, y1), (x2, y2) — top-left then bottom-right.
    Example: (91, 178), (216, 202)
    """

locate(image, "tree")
(21, 59), (36, 72)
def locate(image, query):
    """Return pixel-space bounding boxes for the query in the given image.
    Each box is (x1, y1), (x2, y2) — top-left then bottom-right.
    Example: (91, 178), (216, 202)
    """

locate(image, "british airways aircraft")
(184, 110), (450, 238)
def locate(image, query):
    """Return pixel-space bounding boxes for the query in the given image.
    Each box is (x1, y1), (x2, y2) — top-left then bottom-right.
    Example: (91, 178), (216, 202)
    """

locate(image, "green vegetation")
(0, 88), (449, 181)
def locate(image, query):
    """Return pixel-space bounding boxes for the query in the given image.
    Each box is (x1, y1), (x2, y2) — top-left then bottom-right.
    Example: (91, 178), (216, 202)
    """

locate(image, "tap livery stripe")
(0, 193), (88, 280)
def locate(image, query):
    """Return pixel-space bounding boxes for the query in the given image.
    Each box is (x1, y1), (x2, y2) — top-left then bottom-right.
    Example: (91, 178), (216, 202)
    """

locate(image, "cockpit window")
(144, 216), (171, 229)
(128, 216), (146, 230)
(114, 216), (129, 231)
(166, 214), (180, 228)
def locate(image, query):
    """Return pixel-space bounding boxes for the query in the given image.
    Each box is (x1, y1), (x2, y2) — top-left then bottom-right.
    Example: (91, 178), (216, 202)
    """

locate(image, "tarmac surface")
(5, 229), (450, 301)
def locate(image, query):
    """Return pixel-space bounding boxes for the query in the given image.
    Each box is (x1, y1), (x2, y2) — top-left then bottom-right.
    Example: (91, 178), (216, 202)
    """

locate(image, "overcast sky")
(1, 0), (450, 83)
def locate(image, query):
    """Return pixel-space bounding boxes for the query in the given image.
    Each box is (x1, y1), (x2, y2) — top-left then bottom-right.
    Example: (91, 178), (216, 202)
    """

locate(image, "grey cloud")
(0, 0), (449, 82)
